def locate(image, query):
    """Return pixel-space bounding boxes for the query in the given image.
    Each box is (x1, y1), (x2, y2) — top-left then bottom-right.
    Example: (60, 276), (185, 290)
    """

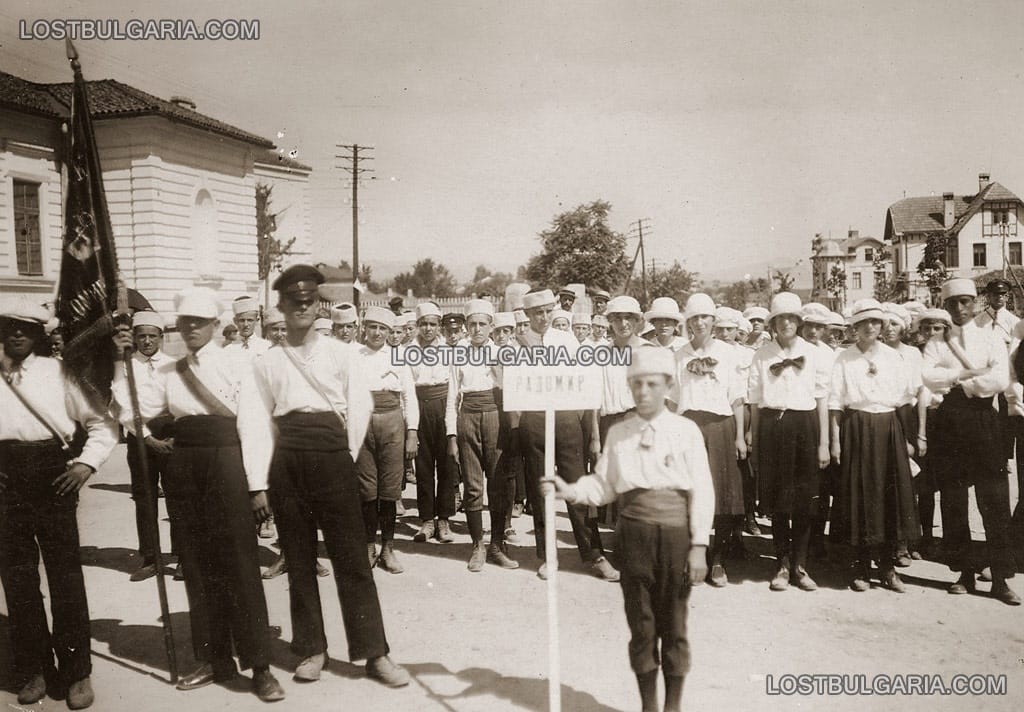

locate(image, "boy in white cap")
(829, 299), (919, 593)
(517, 289), (617, 581)
(590, 313), (610, 344)
(313, 316), (333, 336)
(1, 297), (118, 709)
(238, 264), (410, 688)
(356, 306), (419, 573)
(544, 347), (713, 712)
(550, 308), (572, 332)
(405, 301), (457, 544)
(571, 311), (592, 344)
(445, 300), (519, 571)
(671, 294), (745, 587)
(743, 306), (771, 349)
(115, 287), (285, 700)
(646, 297), (687, 351)
(330, 303), (359, 344)
(922, 278), (1019, 605)
(748, 292), (830, 591)
(110, 310), (180, 582)
(264, 307), (287, 344)
(224, 295), (270, 355)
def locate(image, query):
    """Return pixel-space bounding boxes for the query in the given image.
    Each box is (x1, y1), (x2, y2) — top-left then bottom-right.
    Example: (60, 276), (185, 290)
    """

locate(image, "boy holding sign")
(543, 348), (714, 712)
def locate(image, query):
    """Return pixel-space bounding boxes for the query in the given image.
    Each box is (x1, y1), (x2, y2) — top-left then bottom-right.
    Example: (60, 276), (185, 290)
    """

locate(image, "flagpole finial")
(65, 38), (81, 72)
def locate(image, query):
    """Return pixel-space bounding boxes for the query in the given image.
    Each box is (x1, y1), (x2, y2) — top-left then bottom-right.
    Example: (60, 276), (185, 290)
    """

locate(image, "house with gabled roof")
(0, 68), (312, 314)
(810, 229), (889, 311)
(884, 173), (1023, 301)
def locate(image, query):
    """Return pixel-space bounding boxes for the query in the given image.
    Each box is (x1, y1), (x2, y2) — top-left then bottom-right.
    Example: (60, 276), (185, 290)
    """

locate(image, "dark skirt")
(831, 409), (919, 547)
(683, 411), (744, 516)
(895, 402), (918, 446)
(756, 408), (820, 516)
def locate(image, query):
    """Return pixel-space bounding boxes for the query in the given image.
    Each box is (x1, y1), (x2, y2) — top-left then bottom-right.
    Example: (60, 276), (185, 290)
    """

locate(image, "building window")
(851, 271), (862, 289)
(864, 247), (873, 262)
(945, 236), (959, 268)
(191, 189), (219, 277)
(1010, 242), (1022, 266)
(973, 243), (987, 267)
(13, 180), (43, 276)
(983, 203), (1018, 237)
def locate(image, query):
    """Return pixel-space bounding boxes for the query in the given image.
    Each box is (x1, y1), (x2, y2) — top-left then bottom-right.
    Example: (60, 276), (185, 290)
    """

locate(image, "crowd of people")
(1, 265), (1022, 711)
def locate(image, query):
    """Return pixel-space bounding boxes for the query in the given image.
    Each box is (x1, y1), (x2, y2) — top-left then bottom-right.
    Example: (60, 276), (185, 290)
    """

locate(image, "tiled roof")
(256, 149), (312, 172)
(0, 70), (272, 147)
(886, 182), (1022, 237)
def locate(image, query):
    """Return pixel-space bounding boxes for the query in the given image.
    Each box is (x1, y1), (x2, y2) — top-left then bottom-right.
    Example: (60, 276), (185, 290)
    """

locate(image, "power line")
(335, 144), (375, 307)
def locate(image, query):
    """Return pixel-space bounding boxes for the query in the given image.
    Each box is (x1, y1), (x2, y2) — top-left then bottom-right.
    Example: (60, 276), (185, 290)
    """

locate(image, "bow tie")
(686, 356), (718, 377)
(769, 356), (805, 376)
(640, 424), (655, 449)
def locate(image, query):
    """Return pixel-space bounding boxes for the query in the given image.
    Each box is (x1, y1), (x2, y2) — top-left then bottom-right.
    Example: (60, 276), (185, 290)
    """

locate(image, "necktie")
(769, 356), (805, 376)
(242, 338), (250, 350)
(147, 358), (156, 374)
(640, 424), (654, 449)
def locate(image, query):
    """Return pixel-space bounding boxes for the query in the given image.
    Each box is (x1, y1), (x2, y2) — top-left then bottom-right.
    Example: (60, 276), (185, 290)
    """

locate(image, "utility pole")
(628, 218), (652, 306)
(336, 144), (374, 307)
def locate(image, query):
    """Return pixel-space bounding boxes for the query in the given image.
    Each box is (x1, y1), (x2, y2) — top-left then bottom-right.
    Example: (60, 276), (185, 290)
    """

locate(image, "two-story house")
(810, 229), (888, 311)
(884, 173), (1022, 302)
(0, 69), (312, 316)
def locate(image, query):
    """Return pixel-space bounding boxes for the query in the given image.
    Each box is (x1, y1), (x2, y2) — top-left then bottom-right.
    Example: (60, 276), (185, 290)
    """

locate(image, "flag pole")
(544, 408), (561, 712)
(65, 38), (178, 683)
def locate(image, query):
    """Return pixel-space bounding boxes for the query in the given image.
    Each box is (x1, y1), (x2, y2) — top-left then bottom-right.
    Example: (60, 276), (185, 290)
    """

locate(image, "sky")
(3, 0), (1024, 286)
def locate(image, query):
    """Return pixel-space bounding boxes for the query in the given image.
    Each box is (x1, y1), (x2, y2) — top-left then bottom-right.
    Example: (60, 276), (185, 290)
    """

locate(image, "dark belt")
(372, 390), (402, 413)
(941, 385), (995, 411)
(275, 411), (348, 451)
(620, 488), (690, 526)
(415, 383), (448, 401)
(460, 388), (498, 413)
(173, 415), (240, 447)
(0, 437), (67, 473)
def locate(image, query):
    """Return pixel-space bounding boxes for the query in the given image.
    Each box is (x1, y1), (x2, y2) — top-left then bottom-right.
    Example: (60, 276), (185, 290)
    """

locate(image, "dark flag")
(55, 39), (120, 406)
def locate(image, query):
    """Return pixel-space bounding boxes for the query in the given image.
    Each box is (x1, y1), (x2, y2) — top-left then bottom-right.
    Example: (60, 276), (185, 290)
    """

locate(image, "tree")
(772, 269), (796, 294)
(826, 264), (847, 310)
(524, 200), (630, 291)
(917, 233), (951, 294)
(393, 259), (457, 298)
(627, 260), (698, 307)
(464, 265), (515, 299)
(872, 247), (903, 302)
(256, 183), (296, 281)
(708, 277), (769, 310)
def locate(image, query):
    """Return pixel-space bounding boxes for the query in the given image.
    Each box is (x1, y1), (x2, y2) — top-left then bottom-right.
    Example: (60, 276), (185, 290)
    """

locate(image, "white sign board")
(502, 364), (603, 411)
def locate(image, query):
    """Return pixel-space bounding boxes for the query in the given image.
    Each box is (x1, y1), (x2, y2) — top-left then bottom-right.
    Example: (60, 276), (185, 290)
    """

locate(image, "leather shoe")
(316, 562), (330, 577)
(707, 564), (728, 587)
(882, 569), (906, 593)
(948, 572), (976, 595)
(17, 674), (46, 704)
(791, 568), (818, 592)
(176, 662), (237, 690)
(503, 527), (519, 544)
(978, 566), (992, 582)
(537, 562), (549, 580)
(436, 519), (455, 543)
(377, 542), (404, 574)
(366, 656), (410, 687)
(894, 553), (912, 568)
(991, 580), (1022, 606)
(253, 668), (285, 702)
(263, 555), (288, 580)
(589, 556), (620, 582)
(850, 576), (870, 592)
(67, 677), (94, 710)
(130, 562), (157, 582)
(413, 520), (435, 543)
(294, 653), (327, 682)
(744, 514), (761, 536)
(770, 565), (790, 591)
(173, 562), (184, 581)
(487, 543), (519, 569)
(512, 502), (524, 518)
(467, 541), (487, 572)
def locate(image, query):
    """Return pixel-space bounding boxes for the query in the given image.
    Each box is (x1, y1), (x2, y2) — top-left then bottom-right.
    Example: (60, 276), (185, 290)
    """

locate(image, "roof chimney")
(979, 172), (990, 192)
(169, 95), (196, 110)
(943, 192), (955, 229)
(848, 229), (859, 239)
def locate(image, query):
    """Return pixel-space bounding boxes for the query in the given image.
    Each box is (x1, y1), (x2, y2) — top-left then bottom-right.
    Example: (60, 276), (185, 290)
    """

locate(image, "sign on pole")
(504, 363), (602, 712)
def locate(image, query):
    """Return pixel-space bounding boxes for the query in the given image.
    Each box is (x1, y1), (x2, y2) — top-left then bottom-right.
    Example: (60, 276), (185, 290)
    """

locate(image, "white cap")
(331, 303), (358, 324)
(522, 289), (556, 309)
(767, 292), (802, 322)
(396, 312), (417, 327)
(592, 314), (609, 327)
(175, 287), (221, 319)
(132, 311), (165, 330)
(800, 302), (831, 325)
(920, 307), (953, 326)
(572, 312), (592, 326)
(627, 346), (676, 380)
(363, 306), (396, 328)
(827, 311), (846, 329)
(232, 295), (259, 315)
(881, 302), (910, 330)
(682, 293), (716, 322)
(940, 278), (977, 301)
(494, 312), (516, 329)
(645, 297), (684, 323)
(550, 309), (572, 324)
(264, 306), (285, 326)
(849, 298), (887, 325)
(743, 306), (769, 322)
(606, 295), (643, 316)
(714, 306), (739, 328)
(0, 296), (51, 324)
(513, 309), (529, 324)
(737, 316), (752, 333)
(313, 317), (333, 331)
(464, 299), (495, 319)
(416, 302), (443, 321)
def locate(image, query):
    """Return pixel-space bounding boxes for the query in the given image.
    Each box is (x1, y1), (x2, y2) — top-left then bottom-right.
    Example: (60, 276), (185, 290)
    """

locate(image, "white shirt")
(224, 335), (271, 358)
(894, 342), (923, 407)
(0, 354), (118, 472)
(671, 337), (743, 416)
(239, 330), (372, 489)
(747, 336), (830, 411)
(654, 335), (688, 352)
(406, 336), (449, 386)
(357, 343), (420, 427)
(829, 342), (912, 413)
(975, 307), (1019, 346)
(921, 320), (1009, 400)
(598, 336), (658, 416)
(445, 341), (502, 436)
(110, 349), (173, 437)
(570, 409), (715, 546)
